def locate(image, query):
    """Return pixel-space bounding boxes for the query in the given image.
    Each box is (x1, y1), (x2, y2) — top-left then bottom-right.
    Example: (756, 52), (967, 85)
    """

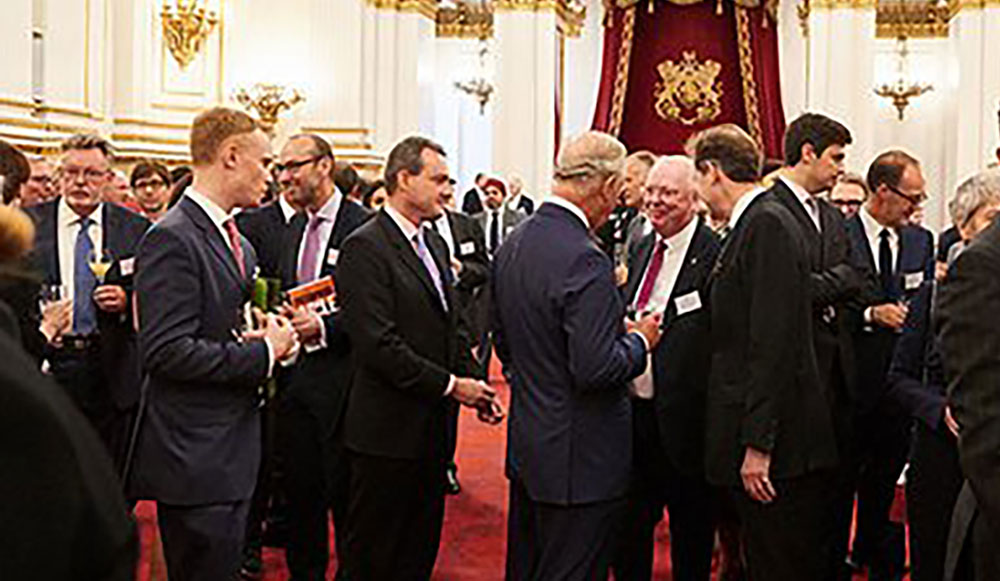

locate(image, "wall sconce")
(161, 0), (219, 70)
(874, 37), (933, 121)
(454, 38), (495, 115)
(234, 83), (305, 135)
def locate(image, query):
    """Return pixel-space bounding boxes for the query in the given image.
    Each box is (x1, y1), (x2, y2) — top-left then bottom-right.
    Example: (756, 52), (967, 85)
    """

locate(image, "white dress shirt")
(57, 197), (104, 306)
(544, 196), (590, 230)
(278, 193), (298, 224)
(858, 205), (898, 274)
(630, 217), (698, 399)
(727, 187), (767, 230)
(431, 212), (457, 260)
(296, 189), (343, 283)
(779, 175), (821, 232)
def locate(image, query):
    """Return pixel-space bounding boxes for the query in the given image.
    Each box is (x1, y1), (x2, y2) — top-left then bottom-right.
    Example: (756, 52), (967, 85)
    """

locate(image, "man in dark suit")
(431, 178), (491, 495)
(25, 134), (150, 472)
(270, 134), (371, 580)
(613, 156), (721, 581)
(766, 113), (861, 579)
(236, 187), (299, 279)
(695, 124), (840, 580)
(492, 131), (662, 580)
(132, 108), (298, 581)
(461, 172), (487, 214)
(594, 151), (655, 266)
(843, 150), (935, 575)
(937, 173), (1000, 580)
(337, 136), (500, 580)
(472, 177), (526, 257)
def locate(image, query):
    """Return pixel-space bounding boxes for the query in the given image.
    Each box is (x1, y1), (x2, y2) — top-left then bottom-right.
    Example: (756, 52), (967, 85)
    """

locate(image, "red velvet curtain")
(592, 1), (785, 160)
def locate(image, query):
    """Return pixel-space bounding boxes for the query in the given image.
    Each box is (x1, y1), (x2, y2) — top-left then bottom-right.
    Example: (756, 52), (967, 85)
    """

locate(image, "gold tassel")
(648, 0), (655, 14)
(716, 0), (723, 15)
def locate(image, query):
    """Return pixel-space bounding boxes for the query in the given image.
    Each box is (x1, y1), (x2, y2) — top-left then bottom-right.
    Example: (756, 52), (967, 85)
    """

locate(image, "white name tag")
(506, 226), (515, 235)
(459, 241), (476, 256)
(119, 257), (135, 276)
(674, 290), (702, 316)
(326, 249), (339, 266)
(904, 271), (923, 290)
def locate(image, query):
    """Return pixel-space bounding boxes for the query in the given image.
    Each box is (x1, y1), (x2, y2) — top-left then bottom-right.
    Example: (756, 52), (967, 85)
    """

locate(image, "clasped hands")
(626, 311), (664, 350)
(451, 377), (506, 426)
(240, 307), (298, 361)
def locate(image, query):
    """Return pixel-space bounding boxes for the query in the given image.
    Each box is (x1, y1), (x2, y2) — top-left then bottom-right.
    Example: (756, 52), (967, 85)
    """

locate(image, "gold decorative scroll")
(875, 1), (953, 38)
(654, 51), (723, 126)
(614, 0), (778, 22)
(160, 0), (219, 70)
(735, 6), (764, 147)
(364, 0), (438, 19)
(436, 3), (494, 39)
(609, 5), (637, 135)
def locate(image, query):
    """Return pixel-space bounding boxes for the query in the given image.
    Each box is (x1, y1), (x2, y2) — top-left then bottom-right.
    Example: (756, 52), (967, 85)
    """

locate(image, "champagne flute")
(88, 248), (113, 284)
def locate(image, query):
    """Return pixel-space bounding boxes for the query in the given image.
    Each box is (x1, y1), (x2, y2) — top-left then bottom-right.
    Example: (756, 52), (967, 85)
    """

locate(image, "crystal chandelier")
(874, 37), (933, 121)
(454, 37), (495, 115)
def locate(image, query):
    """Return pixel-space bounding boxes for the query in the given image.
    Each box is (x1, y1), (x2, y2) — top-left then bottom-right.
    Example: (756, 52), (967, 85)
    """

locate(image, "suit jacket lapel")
(37, 201), (61, 284)
(376, 212), (448, 317)
(847, 214), (877, 273)
(624, 233), (654, 305)
(772, 183), (821, 266)
(181, 197), (243, 284)
(664, 219), (709, 326)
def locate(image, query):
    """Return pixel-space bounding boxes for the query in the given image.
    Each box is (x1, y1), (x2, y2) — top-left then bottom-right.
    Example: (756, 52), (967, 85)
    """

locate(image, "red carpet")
(133, 358), (907, 579)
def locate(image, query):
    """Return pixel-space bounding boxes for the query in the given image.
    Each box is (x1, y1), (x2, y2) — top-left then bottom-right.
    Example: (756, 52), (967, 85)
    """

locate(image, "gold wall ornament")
(875, 0), (953, 38)
(436, 2), (494, 39)
(234, 84), (305, 135)
(654, 51), (723, 126)
(873, 37), (933, 120)
(160, 0), (219, 70)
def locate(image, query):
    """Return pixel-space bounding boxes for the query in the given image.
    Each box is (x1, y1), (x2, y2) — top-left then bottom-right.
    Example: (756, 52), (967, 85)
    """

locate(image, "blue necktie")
(413, 232), (448, 311)
(73, 217), (98, 334)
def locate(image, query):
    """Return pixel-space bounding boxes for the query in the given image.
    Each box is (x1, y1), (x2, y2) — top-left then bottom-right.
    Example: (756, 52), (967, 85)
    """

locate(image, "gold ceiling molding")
(113, 117), (191, 130)
(365, 0), (438, 19)
(614, 0), (777, 24)
(436, 3), (494, 39)
(875, 1), (952, 37)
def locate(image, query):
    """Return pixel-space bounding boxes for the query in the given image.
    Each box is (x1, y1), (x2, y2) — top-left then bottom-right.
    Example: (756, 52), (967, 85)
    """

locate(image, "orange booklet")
(286, 276), (336, 313)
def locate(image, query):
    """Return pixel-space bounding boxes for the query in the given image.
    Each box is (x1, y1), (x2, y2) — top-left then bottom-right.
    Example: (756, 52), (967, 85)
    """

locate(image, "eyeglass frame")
(272, 154), (329, 175)
(61, 166), (110, 184)
(885, 183), (927, 206)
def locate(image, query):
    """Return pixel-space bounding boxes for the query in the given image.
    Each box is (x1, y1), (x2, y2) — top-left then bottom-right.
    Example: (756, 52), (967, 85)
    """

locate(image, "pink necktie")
(223, 219), (246, 278)
(636, 240), (666, 312)
(298, 214), (324, 284)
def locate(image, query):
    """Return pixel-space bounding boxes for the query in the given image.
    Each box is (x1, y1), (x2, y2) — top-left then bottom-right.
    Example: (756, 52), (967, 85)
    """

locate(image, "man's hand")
(935, 261), (948, 282)
(871, 303), (908, 330)
(451, 258), (463, 277)
(451, 377), (496, 408)
(476, 397), (506, 425)
(628, 311), (663, 349)
(740, 447), (777, 503)
(263, 313), (297, 360)
(93, 285), (127, 313)
(944, 405), (961, 438)
(40, 298), (72, 344)
(279, 304), (323, 345)
(614, 264), (629, 287)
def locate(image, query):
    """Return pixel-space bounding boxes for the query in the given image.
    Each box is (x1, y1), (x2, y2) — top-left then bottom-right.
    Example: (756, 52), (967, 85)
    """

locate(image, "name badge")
(326, 249), (339, 266)
(459, 241), (476, 256)
(904, 271), (923, 290)
(674, 290), (702, 316)
(119, 257), (135, 276)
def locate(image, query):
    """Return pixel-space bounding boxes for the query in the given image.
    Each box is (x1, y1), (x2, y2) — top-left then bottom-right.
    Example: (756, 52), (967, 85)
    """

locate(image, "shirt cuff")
(303, 311), (327, 353)
(444, 375), (456, 397)
(263, 336), (276, 378)
(864, 306), (873, 324)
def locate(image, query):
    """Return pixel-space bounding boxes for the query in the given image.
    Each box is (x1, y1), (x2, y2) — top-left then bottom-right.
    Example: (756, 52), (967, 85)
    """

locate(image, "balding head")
(644, 156), (698, 238)
(553, 131), (627, 230)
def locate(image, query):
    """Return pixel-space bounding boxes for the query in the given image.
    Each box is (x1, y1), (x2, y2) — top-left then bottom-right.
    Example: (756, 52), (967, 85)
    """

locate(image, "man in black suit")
(613, 156), (721, 581)
(132, 108), (298, 581)
(843, 150), (935, 576)
(766, 113), (861, 578)
(271, 134), (371, 580)
(431, 178), (491, 495)
(473, 177), (527, 257)
(492, 131), (662, 580)
(236, 187), (299, 279)
(461, 172), (488, 214)
(25, 134), (150, 472)
(937, 168), (1000, 580)
(695, 124), (840, 580)
(337, 135), (501, 580)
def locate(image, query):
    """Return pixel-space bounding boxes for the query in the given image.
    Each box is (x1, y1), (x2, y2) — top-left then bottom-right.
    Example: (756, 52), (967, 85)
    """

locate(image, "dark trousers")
(612, 399), (715, 581)
(850, 410), (911, 569)
(243, 394), (279, 558)
(732, 471), (833, 581)
(506, 476), (626, 581)
(280, 398), (350, 581)
(907, 422), (967, 581)
(344, 451), (446, 581)
(445, 399), (459, 465)
(158, 500), (250, 581)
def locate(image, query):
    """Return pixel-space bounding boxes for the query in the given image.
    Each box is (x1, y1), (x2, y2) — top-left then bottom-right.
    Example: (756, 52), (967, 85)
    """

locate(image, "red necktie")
(636, 240), (666, 312)
(224, 218), (246, 278)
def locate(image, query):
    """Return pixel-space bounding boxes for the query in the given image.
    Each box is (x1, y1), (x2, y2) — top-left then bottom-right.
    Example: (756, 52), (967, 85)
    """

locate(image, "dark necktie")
(636, 240), (667, 312)
(879, 228), (894, 297)
(224, 218), (246, 279)
(412, 232), (447, 310)
(489, 210), (500, 254)
(73, 217), (98, 334)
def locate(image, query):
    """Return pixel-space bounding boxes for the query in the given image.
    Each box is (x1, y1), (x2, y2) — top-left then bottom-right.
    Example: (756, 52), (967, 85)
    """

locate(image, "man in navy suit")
(492, 131), (662, 580)
(272, 134), (371, 580)
(613, 156), (721, 581)
(132, 108), (298, 581)
(843, 150), (934, 575)
(25, 134), (150, 472)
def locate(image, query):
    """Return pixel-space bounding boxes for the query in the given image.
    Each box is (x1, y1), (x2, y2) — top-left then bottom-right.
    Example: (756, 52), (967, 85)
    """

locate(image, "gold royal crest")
(654, 51), (723, 126)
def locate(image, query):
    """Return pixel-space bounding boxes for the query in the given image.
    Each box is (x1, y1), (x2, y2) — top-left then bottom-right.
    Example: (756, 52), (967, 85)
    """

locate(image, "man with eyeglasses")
(19, 155), (59, 207)
(843, 150), (935, 578)
(24, 133), (150, 472)
(829, 173), (869, 219)
(130, 160), (173, 222)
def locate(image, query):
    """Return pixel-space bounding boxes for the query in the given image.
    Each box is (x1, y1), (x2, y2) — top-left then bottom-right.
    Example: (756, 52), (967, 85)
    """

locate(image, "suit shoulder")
(23, 200), (57, 225)
(109, 203), (151, 229)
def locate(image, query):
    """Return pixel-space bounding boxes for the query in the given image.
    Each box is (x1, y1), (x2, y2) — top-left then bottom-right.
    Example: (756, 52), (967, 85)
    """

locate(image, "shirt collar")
(185, 187), (234, 229)
(58, 196), (103, 228)
(384, 202), (421, 243)
(778, 175), (814, 209)
(658, 214), (698, 250)
(544, 196), (590, 230)
(728, 187), (766, 229)
(309, 188), (342, 223)
(277, 194), (297, 223)
(859, 204), (895, 241)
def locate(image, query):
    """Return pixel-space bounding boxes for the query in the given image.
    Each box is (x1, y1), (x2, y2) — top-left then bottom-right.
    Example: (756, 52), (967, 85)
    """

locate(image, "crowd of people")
(1, 107), (1000, 581)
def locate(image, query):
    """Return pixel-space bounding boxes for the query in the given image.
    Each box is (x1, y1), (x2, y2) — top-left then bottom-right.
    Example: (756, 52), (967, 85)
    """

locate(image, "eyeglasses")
(830, 199), (863, 208)
(62, 167), (109, 184)
(273, 155), (326, 175)
(134, 178), (166, 190)
(886, 184), (927, 206)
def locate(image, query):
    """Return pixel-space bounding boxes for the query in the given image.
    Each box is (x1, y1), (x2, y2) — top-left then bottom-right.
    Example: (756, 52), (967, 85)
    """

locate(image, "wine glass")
(88, 248), (113, 284)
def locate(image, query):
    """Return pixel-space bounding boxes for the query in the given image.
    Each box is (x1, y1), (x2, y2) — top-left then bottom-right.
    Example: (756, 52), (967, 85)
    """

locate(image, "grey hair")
(649, 155), (698, 192)
(554, 131), (626, 182)
(950, 167), (1000, 227)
